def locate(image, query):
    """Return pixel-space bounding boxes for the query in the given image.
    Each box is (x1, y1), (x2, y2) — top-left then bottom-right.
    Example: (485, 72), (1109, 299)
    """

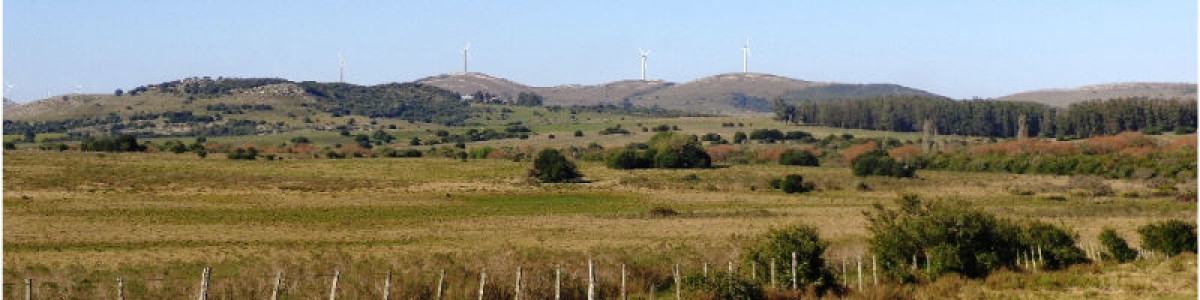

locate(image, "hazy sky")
(3, 0), (1196, 102)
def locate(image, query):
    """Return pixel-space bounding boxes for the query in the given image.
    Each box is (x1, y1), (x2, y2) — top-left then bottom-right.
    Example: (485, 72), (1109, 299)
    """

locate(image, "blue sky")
(3, 0), (1196, 102)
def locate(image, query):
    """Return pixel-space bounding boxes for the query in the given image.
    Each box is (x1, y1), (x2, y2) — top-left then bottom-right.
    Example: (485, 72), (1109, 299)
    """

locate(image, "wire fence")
(5, 245), (1158, 299)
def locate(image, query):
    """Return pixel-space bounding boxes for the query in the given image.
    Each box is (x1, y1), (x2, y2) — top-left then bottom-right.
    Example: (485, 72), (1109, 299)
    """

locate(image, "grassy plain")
(4, 143), (1195, 298)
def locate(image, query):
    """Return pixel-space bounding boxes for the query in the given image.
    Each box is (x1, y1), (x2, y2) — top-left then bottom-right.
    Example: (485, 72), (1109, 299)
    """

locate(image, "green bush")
(681, 272), (764, 300)
(531, 149), (582, 183)
(864, 194), (1021, 282)
(779, 150), (819, 166)
(227, 147), (259, 160)
(1019, 221), (1089, 270)
(1137, 220), (1197, 256)
(743, 224), (839, 295)
(1099, 228), (1137, 263)
(605, 132), (711, 169)
(80, 135), (145, 152)
(769, 174), (814, 194)
(605, 148), (652, 169)
(851, 150), (915, 178)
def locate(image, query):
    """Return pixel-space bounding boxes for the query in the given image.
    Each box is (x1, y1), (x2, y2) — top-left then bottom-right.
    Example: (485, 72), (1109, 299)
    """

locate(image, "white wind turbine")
(462, 43), (472, 73)
(638, 48), (650, 81)
(741, 37), (751, 73)
(338, 52), (346, 83)
(75, 84), (82, 95)
(4, 82), (13, 99)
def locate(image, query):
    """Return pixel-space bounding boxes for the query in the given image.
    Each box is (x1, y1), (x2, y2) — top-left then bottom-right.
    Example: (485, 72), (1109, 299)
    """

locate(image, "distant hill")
(418, 72), (941, 114)
(998, 82), (1197, 107)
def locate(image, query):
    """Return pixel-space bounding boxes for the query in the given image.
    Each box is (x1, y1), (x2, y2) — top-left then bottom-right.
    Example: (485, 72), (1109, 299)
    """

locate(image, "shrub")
(681, 272), (764, 300)
(770, 174), (814, 194)
(1019, 221), (1088, 270)
(1137, 220), (1197, 256)
(864, 194), (1022, 282)
(605, 148), (653, 169)
(649, 132), (711, 168)
(227, 147), (259, 160)
(779, 149), (819, 166)
(80, 135), (145, 152)
(851, 150), (915, 178)
(649, 207), (679, 217)
(743, 224), (839, 295)
(573, 130), (584, 137)
(733, 132), (747, 144)
(3, 142), (14, 150)
(531, 149), (581, 183)
(1099, 228), (1137, 263)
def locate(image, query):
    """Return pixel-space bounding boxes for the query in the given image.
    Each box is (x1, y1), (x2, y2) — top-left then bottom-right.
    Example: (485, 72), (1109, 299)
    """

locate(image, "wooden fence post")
(198, 267), (210, 300)
(790, 252), (797, 290)
(769, 258), (776, 288)
(271, 271), (283, 300)
(478, 269), (487, 300)
(620, 263), (627, 300)
(857, 255), (863, 291)
(554, 265), (561, 300)
(117, 277), (125, 300)
(383, 270), (392, 300)
(329, 269), (340, 300)
(1037, 245), (1044, 268)
(703, 262), (708, 277)
(588, 259), (597, 300)
(674, 263), (681, 300)
(436, 269), (445, 300)
(751, 261), (757, 281)
(25, 278), (32, 300)
(841, 257), (847, 286)
(872, 255), (878, 286)
(515, 267), (523, 300)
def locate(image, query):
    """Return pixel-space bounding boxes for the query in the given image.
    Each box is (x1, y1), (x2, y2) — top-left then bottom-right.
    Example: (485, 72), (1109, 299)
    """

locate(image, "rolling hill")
(418, 72), (941, 114)
(998, 82), (1197, 107)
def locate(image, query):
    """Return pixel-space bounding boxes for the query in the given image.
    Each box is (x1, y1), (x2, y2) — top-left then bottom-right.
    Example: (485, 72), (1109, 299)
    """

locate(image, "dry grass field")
(3, 148), (1195, 299)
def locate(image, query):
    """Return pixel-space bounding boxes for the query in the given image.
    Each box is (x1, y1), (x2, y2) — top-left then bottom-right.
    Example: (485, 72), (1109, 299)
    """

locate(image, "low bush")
(779, 149), (819, 166)
(769, 174), (814, 194)
(865, 194), (1021, 282)
(1019, 221), (1089, 270)
(681, 272), (764, 300)
(851, 150), (915, 178)
(227, 147), (259, 160)
(1137, 220), (1197, 256)
(743, 224), (840, 295)
(1099, 228), (1137, 263)
(530, 149), (582, 183)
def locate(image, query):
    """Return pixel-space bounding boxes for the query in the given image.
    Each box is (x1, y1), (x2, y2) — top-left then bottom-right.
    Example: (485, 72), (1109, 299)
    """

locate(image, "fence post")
(515, 267), (523, 300)
(854, 254), (864, 291)
(329, 270), (340, 300)
(198, 267), (210, 300)
(436, 269), (445, 300)
(554, 264), (561, 300)
(674, 263), (681, 300)
(383, 270), (392, 300)
(271, 271), (283, 300)
(790, 252), (797, 290)
(769, 258), (776, 288)
(1037, 245), (1044, 269)
(478, 269), (487, 300)
(620, 263), (627, 300)
(25, 278), (32, 300)
(703, 262), (708, 277)
(117, 277), (125, 300)
(587, 259), (596, 300)
(751, 261), (757, 281)
(872, 255), (878, 286)
(841, 257), (847, 286)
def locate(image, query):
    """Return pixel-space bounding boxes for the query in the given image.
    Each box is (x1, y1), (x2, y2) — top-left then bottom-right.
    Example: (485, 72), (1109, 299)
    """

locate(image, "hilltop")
(418, 72), (941, 114)
(998, 82), (1197, 107)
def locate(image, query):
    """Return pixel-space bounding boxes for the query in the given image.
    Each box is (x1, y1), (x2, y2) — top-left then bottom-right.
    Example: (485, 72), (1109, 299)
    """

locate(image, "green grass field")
(4, 145), (1195, 298)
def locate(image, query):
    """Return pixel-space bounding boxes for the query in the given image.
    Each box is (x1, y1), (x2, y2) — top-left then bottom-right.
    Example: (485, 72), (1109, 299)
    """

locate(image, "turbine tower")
(5, 82), (13, 99)
(741, 37), (751, 73)
(637, 49), (650, 81)
(338, 52), (346, 83)
(462, 43), (472, 73)
(75, 84), (82, 95)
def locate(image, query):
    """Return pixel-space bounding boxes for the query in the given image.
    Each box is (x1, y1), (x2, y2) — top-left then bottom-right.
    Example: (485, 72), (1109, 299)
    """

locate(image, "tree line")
(774, 96), (1196, 139)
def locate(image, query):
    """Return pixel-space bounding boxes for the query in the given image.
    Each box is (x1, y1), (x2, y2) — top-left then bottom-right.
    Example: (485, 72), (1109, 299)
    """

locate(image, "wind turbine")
(338, 52), (346, 83)
(462, 43), (472, 73)
(4, 82), (13, 99)
(75, 84), (82, 95)
(741, 37), (751, 73)
(638, 48), (650, 81)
